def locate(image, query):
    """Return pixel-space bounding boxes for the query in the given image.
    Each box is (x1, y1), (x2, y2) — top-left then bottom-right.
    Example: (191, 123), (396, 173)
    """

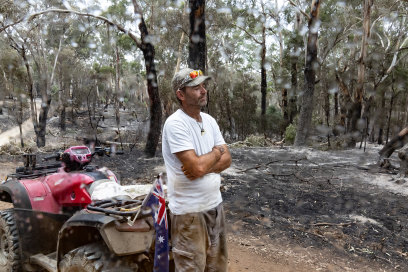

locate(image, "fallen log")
(379, 127), (408, 158)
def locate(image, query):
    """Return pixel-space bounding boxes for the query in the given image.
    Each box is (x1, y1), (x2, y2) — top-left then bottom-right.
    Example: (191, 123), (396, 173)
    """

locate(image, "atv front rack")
(87, 199), (151, 217)
(8, 163), (62, 179)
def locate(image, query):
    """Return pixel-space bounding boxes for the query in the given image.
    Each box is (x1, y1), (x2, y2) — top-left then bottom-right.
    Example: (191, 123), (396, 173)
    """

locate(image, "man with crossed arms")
(162, 68), (231, 272)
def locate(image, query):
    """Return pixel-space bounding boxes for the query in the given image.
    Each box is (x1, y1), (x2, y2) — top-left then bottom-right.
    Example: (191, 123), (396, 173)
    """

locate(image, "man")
(162, 68), (231, 272)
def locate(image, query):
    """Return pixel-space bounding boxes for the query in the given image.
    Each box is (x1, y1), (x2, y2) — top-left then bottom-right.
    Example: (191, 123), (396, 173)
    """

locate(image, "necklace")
(181, 108), (205, 136)
(197, 121), (205, 136)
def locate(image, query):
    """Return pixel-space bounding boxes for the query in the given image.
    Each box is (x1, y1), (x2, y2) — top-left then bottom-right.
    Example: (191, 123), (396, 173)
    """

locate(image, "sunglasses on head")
(181, 70), (203, 86)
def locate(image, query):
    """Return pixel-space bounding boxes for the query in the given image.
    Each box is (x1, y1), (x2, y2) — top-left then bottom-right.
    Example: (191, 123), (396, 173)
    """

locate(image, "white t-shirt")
(162, 109), (226, 215)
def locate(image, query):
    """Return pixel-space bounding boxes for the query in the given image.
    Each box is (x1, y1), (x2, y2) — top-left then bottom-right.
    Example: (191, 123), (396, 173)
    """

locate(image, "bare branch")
(1, 8), (142, 48)
(287, 0), (310, 20)
(233, 24), (262, 45)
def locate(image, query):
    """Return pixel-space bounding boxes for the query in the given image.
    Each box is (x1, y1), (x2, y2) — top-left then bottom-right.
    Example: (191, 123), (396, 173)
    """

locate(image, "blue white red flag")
(142, 174), (169, 272)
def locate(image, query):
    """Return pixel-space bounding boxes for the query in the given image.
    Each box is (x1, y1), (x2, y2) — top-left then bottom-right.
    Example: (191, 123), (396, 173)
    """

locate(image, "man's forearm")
(209, 148), (231, 173)
(179, 148), (222, 179)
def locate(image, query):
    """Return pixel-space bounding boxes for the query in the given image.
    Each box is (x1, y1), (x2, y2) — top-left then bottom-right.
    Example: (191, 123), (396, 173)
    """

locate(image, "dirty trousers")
(170, 203), (228, 272)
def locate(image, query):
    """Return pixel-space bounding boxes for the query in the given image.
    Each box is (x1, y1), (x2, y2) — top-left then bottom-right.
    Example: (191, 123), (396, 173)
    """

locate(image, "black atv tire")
(59, 242), (144, 272)
(0, 209), (22, 272)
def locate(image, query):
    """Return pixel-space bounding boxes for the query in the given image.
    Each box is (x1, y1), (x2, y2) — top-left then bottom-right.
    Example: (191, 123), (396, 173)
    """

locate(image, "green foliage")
(98, 65), (115, 74)
(117, 35), (135, 51)
(265, 105), (283, 136)
(284, 123), (297, 145)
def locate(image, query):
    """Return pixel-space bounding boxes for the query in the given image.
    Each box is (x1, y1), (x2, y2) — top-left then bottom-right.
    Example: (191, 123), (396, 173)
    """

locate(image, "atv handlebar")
(93, 147), (124, 157)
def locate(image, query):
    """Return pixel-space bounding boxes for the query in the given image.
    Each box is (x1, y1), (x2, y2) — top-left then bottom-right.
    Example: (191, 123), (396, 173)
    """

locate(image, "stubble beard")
(198, 96), (207, 107)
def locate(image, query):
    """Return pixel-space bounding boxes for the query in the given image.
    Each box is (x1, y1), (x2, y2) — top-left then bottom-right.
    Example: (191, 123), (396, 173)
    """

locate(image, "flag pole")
(128, 174), (161, 226)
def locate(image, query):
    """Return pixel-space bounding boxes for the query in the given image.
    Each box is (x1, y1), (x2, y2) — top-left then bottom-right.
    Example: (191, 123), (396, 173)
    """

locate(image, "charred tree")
(377, 89), (386, 144)
(132, 1), (162, 157)
(294, 0), (321, 146)
(261, 24), (267, 117)
(188, 0), (206, 72)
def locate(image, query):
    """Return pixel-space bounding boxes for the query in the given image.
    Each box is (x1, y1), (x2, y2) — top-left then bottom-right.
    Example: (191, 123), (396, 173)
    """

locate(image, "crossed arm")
(175, 144), (231, 180)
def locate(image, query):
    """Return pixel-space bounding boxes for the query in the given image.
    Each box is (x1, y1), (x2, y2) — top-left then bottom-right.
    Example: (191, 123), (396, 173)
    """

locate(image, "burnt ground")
(1, 144), (408, 271)
(76, 144), (408, 271)
(1, 109), (408, 271)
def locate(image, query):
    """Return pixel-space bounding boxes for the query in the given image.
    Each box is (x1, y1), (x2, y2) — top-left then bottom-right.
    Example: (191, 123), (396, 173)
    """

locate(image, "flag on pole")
(142, 174), (169, 272)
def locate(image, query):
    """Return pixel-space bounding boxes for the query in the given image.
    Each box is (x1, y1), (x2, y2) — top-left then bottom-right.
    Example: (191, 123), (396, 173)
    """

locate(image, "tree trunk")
(17, 98), (24, 148)
(385, 93), (396, 144)
(175, 4), (188, 74)
(60, 106), (66, 131)
(323, 75), (330, 144)
(282, 88), (288, 122)
(21, 45), (37, 130)
(335, 73), (352, 132)
(334, 92), (338, 121)
(188, 0), (206, 72)
(260, 25), (267, 117)
(289, 51), (298, 124)
(131, 1), (162, 157)
(377, 89), (386, 144)
(35, 97), (51, 147)
(348, 0), (373, 147)
(114, 43), (122, 147)
(294, 0), (321, 146)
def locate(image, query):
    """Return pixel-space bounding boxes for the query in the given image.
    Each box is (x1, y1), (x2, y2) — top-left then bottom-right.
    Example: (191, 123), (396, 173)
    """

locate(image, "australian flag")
(142, 174), (169, 272)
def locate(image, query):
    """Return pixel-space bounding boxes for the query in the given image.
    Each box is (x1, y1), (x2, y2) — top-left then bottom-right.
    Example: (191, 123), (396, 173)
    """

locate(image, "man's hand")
(213, 145), (225, 155)
(181, 165), (199, 180)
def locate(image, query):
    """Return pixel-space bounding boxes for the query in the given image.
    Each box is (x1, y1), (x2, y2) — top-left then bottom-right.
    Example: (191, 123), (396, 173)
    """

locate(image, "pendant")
(201, 129), (205, 136)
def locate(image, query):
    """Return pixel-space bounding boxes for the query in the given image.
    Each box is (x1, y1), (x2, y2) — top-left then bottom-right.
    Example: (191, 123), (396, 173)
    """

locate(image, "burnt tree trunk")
(188, 0), (206, 72)
(132, 1), (162, 157)
(294, 0), (321, 146)
(282, 88), (289, 122)
(260, 25), (267, 117)
(334, 92), (339, 121)
(377, 89), (386, 144)
(188, 0), (208, 113)
(131, 1), (162, 157)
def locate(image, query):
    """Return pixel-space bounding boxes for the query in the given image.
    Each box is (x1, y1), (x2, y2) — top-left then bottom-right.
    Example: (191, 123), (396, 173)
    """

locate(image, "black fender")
(56, 210), (154, 270)
(13, 209), (69, 261)
(0, 179), (32, 209)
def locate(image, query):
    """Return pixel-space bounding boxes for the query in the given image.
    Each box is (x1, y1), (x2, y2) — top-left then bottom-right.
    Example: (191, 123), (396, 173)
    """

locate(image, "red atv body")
(0, 146), (158, 272)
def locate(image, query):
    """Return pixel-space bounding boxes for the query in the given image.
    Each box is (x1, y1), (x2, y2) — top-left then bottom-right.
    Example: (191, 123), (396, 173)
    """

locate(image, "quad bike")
(0, 145), (163, 272)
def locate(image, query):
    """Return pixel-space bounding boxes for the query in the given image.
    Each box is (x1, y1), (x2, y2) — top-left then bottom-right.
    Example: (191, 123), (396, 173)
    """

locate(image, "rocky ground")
(1, 107), (408, 271)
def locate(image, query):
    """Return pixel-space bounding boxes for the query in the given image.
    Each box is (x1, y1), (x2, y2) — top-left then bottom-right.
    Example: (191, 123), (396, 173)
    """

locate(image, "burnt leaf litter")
(90, 143), (408, 270)
(1, 142), (408, 270)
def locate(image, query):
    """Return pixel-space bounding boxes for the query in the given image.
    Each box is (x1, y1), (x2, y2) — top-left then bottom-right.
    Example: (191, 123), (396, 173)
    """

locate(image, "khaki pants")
(170, 203), (228, 272)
